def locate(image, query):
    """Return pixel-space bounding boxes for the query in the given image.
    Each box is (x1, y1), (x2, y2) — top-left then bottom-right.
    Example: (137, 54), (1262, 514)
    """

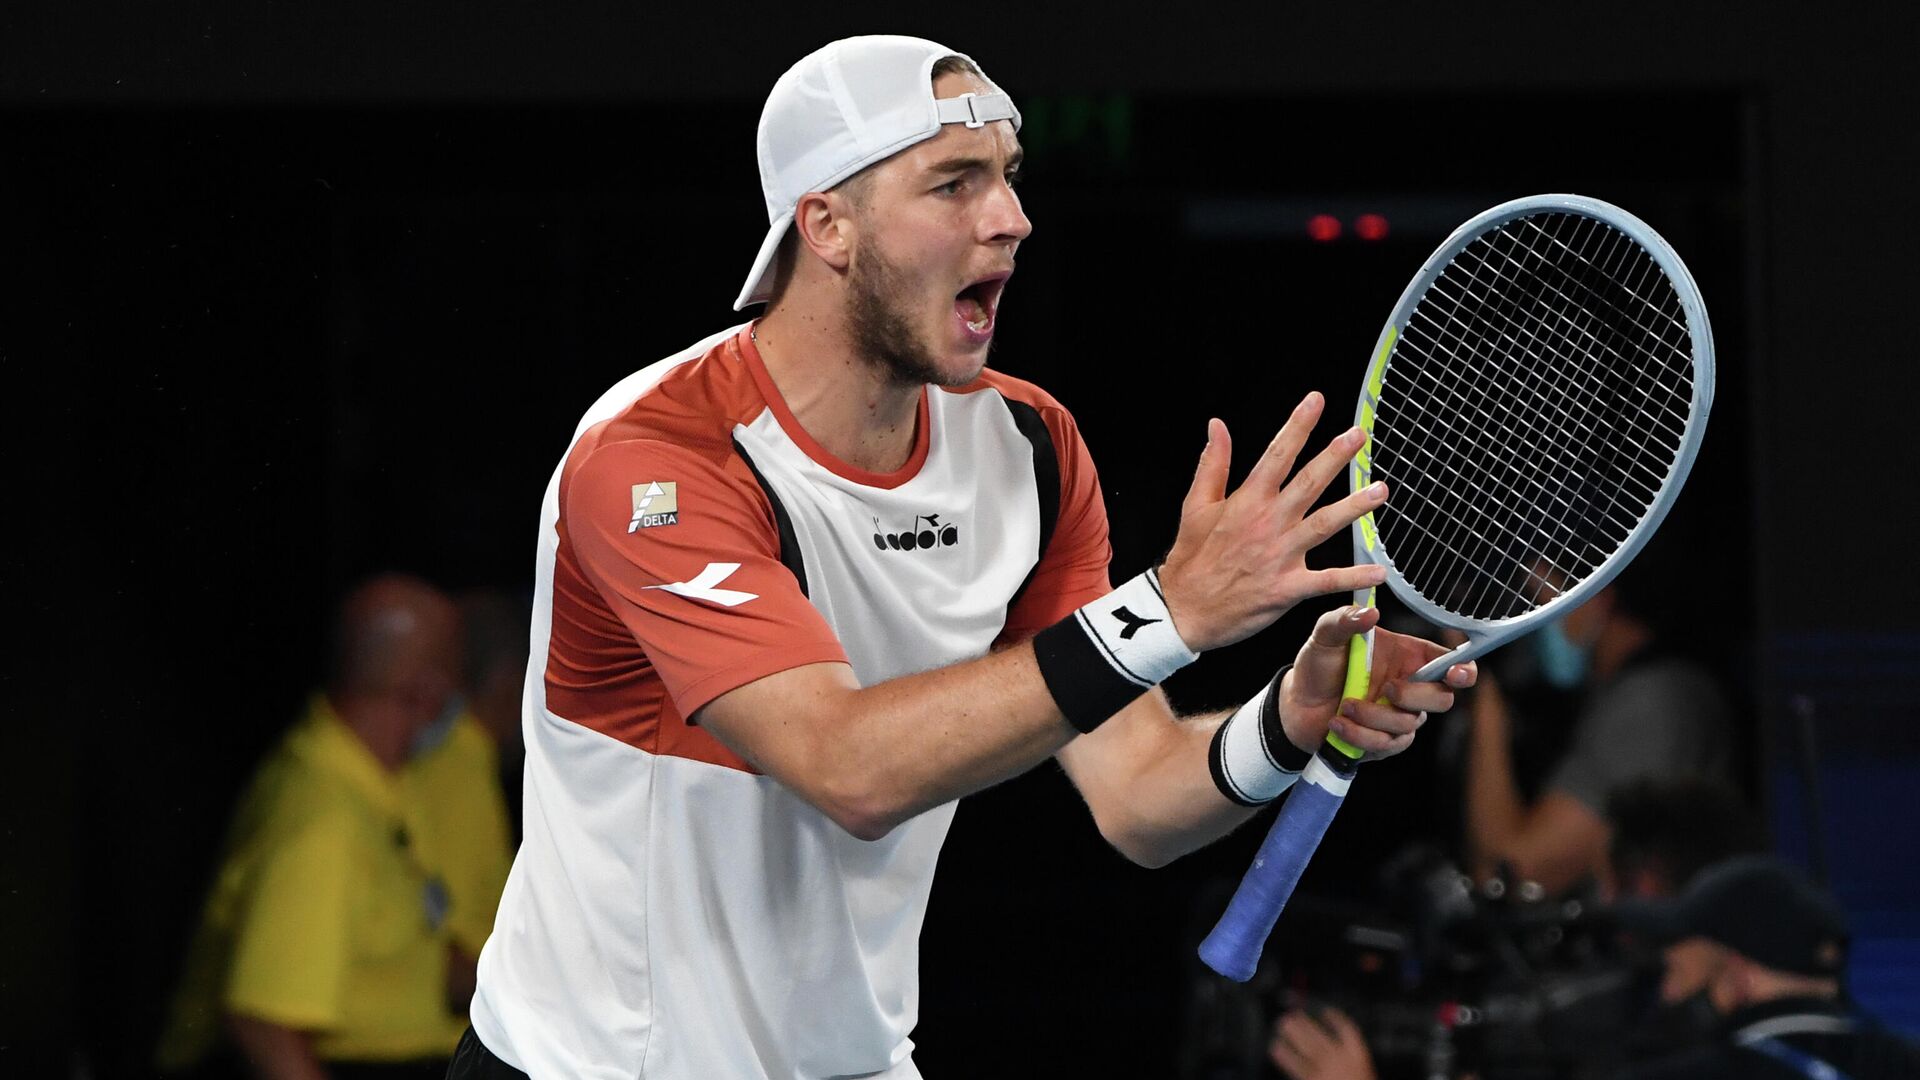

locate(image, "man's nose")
(982, 181), (1032, 246)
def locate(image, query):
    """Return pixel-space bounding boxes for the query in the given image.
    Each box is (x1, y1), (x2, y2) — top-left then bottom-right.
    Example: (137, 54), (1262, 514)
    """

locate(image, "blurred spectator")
(1604, 775), (1765, 901)
(1614, 855), (1920, 1079)
(157, 574), (512, 1079)
(1462, 579), (1732, 895)
(455, 589), (530, 840)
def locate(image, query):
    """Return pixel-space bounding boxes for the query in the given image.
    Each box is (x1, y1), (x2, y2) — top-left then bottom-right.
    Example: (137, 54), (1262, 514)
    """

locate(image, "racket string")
(1492, 219), (1693, 447)
(1371, 210), (1697, 621)
(1507, 213), (1695, 548)
(1522, 215), (1694, 557)
(1393, 223), (1683, 615)
(1430, 223), (1679, 548)
(1400, 281), (1669, 518)
(1516, 216), (1693, 347)
(1409, 217), (1678, 504)
(1373, 365), (1613, 584)
(1390, 246), (1655, 599)
(1444, 225), (1687, 459)
(1389, 303), (1663, 611)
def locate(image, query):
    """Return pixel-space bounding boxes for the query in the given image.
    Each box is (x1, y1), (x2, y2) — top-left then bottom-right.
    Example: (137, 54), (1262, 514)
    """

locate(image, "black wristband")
(1261, 668), (1312, 774)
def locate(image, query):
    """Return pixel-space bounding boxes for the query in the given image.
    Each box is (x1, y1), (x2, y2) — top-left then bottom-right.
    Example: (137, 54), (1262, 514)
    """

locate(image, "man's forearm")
(827, 641), (1086, 835)
(701, 637), (1102, 840)
(1058, 695), (1258, 867)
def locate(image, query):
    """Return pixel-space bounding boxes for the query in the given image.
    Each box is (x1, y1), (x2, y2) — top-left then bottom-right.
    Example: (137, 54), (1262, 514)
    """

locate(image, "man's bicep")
(692, 661), (862, 778)
(564, 439), (849, 717)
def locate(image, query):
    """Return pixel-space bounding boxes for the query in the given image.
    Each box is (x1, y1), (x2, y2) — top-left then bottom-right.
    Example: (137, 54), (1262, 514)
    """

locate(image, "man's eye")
(1005, 171), (1022, 188)
(936, 179), (964, 195)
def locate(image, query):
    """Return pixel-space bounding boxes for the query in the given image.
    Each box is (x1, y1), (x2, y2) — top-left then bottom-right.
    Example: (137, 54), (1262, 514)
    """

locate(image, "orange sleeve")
(998, 402), (1114, 645)
(564, 437), (849, 719)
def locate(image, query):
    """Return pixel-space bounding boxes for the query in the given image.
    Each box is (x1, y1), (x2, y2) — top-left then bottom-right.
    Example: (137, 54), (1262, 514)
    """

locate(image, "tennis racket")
(1198, 193), (1715, 982)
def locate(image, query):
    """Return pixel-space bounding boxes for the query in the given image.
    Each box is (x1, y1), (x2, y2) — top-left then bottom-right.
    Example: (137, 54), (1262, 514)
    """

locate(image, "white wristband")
(1069, 568), (1199, 689)
(1208, 667), (1310, 806)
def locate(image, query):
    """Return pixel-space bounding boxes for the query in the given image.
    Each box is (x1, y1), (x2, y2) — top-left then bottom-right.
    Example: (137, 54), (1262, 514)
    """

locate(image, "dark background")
(5, 2), (1917, 1076)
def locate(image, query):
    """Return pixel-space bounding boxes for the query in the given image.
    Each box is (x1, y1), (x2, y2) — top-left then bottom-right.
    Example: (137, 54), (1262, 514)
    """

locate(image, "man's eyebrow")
(926, 148), (1026, 176)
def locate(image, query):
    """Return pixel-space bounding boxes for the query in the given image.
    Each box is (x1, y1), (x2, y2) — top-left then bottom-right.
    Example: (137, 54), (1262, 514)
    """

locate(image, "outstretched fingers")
(1181, 418), (1233, 519)
(1289, 481), (1388, 554)
(1299, 562), (1387, 601)
(1274, 424), (1369, 523)
(1243, 392), (1324, 495)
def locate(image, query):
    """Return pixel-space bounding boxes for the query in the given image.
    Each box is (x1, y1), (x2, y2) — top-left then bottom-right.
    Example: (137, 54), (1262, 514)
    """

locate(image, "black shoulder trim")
(1003, 397), (1062, 611)
(731, 437), (809, 598)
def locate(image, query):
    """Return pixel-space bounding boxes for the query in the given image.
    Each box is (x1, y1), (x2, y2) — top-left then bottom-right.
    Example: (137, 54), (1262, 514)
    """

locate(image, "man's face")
(841, 70), (1031, 387)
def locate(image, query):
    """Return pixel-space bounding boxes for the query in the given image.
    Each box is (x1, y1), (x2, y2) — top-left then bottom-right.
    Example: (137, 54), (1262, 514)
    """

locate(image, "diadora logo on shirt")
(643, 562), (758, 608)
(872, 513), (960, 553)
(628, 482), (679, 532)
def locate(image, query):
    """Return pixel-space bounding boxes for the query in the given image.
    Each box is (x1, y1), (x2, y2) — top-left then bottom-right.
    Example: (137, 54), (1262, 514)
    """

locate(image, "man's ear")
(793, 191), (856, 272)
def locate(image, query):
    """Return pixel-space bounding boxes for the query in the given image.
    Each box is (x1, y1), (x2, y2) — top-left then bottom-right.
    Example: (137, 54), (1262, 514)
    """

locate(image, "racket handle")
(1197, 748), (1358, 982)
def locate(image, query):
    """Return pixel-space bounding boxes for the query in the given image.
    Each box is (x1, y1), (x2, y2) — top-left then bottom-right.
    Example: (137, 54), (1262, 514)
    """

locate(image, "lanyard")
(1735, 1013), (1859, 1080)
(1742, 1035), (1854, 1080)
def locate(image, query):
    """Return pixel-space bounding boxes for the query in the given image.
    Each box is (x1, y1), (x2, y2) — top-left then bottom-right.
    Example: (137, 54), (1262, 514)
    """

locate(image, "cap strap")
(935, 91), (1016, 129)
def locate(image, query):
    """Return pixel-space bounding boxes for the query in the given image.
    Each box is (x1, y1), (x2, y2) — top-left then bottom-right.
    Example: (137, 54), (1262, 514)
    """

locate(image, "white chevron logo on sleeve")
(642, 562), (759, 607)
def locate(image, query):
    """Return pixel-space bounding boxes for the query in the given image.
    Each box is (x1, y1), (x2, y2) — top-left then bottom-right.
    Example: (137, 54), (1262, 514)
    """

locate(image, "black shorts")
(445, 1027), (530, 1080)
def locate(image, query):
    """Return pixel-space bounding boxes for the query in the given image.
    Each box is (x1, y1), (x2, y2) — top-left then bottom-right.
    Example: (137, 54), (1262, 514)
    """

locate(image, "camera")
(1182, 846), (1698, 1079)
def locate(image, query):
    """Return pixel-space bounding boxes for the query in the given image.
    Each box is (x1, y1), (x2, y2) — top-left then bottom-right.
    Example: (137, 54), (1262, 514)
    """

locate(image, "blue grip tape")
(1197, 771), (1350, 982)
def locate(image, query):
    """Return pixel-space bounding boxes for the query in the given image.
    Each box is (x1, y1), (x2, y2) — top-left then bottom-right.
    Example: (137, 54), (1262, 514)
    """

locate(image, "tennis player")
(453, 35), (1475, 1080)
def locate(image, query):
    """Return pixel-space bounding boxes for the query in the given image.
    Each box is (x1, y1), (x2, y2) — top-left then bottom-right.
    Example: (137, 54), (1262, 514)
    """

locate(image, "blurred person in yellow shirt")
(159, 575), (511, 1079)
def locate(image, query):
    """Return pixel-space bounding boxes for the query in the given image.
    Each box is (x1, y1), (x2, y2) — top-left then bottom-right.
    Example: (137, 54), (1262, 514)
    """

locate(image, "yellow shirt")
(406, 709), (513, 959)
(158, 697), (511, 1068)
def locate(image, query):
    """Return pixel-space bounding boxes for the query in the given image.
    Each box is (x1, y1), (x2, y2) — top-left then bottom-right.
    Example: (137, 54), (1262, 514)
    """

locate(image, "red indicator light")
(1355, 213), (1390, 241)
(1306, 214), (1342, 242)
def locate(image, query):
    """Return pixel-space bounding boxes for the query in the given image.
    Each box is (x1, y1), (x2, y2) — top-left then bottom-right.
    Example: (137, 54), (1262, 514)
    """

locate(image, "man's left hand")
(1277, 604), (1476, 758)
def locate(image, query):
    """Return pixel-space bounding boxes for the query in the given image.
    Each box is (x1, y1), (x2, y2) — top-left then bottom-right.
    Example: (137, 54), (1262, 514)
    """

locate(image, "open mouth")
(954, 272), (1011, 338)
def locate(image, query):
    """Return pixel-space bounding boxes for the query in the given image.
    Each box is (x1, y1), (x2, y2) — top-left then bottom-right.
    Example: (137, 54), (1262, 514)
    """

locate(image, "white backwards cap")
(733, 35), (1021, 311)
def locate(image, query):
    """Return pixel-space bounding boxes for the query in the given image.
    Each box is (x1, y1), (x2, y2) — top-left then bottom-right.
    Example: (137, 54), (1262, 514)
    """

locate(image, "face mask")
(1532, 618), (1591, 690)
(412, 694), (464, 757)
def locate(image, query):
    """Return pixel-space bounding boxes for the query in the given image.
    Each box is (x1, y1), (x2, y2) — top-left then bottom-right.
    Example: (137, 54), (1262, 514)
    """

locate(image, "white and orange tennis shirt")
(470, 325), (1113, 1079)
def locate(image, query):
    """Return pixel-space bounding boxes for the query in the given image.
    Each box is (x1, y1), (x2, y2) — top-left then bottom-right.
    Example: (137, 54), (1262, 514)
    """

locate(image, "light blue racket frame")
(1356, 193), (1715, 682)
(1199, 193), (1714, 984)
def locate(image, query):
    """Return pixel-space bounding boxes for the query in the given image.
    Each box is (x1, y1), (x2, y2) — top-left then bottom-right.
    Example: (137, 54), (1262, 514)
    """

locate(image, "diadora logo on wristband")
(872, 513), (960, 552)
(1111, 606), (1163, 640)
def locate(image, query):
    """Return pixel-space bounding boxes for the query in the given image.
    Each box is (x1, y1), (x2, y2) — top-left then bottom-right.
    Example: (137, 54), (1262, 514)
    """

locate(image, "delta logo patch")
(628, 482), (680, 532)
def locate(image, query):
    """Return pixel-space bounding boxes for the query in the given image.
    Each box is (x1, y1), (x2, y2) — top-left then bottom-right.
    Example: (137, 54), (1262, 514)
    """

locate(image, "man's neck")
(751, 309), (923, 476)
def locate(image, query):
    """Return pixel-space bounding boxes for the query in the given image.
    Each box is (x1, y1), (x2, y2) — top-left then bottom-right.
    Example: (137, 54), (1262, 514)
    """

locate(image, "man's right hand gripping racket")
(1198, 194), (1715, 982)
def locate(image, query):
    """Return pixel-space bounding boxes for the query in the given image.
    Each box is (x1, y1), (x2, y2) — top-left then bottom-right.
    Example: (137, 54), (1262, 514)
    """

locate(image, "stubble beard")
(846, 236), (978, 389)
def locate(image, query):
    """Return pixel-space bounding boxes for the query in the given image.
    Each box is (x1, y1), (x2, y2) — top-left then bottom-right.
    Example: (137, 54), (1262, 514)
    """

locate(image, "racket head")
(1349, 194), (1715, 680)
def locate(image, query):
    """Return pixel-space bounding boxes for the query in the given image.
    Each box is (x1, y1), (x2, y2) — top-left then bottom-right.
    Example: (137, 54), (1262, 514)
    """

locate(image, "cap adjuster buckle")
(957, 91), (986, 128)
(935, 91), (1014, 129)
